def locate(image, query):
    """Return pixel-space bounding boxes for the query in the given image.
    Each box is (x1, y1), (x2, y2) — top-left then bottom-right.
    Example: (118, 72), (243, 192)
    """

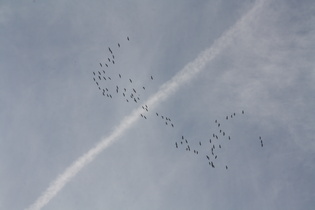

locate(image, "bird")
(242, 110), (244, 114)
(127, 36), (130, 41)
(119, 74), (121, 78)
(129, 79), (132, 83)
(100, 63), (102, 67)
(151, 76), (153, 80)
(226, 165), (228, 170)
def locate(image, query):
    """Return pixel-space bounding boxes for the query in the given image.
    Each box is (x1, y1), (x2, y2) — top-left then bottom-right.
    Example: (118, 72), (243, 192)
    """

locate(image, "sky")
(1, 0), (315, 210)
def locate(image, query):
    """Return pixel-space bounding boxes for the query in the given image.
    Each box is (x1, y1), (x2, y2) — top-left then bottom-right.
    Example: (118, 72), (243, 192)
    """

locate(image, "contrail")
(26, 1), (265, 209)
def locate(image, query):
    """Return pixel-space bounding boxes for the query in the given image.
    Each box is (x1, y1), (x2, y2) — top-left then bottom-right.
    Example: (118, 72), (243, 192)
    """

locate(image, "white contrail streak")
(26, 1), (265, 209)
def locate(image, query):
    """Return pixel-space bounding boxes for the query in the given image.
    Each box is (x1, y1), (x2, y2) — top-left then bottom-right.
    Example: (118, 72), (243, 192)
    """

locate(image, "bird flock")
(92, 36), (264, 170)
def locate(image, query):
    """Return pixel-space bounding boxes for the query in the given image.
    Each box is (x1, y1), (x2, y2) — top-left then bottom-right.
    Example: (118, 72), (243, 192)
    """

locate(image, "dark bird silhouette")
(199, 142), (201, 146)
(103, 70), (105, 74)
(105, 64), (108, 67)
(242, 110), (244, 114)
(108, 47), (112, 54)
(175, 142), (178, 148)
(119, 74), (121, 78)
(112, 60), (115, 64)
(93, 72), (95, 75)
(118, 43), (120, 47)
(151, 76), (153, 80)
(127, 36), (130, 41)
(129, 79), (132, 83)
(143, 87), (145, 90)
(226, 165), (228, 170)
(171, 124), (174, 127)
(100, 63), (102, 67)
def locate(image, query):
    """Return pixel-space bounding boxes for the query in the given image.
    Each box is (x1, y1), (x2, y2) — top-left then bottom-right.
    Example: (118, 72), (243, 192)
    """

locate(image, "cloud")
(25, 1), (265, 209)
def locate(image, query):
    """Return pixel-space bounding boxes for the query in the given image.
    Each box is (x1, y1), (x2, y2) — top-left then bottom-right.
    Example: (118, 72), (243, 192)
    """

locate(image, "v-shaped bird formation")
(92, 36), (264, 170)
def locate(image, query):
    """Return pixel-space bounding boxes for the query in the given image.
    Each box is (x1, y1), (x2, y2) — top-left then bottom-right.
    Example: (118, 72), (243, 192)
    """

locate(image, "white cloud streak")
(25, 1), (265, 209)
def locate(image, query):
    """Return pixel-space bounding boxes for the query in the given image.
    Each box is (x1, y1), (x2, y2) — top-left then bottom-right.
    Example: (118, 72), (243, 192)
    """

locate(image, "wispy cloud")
(25, 1), (265, 209)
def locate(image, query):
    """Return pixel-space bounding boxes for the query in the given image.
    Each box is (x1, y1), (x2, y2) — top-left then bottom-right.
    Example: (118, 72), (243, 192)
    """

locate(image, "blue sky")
(1, 0), (315, 209)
